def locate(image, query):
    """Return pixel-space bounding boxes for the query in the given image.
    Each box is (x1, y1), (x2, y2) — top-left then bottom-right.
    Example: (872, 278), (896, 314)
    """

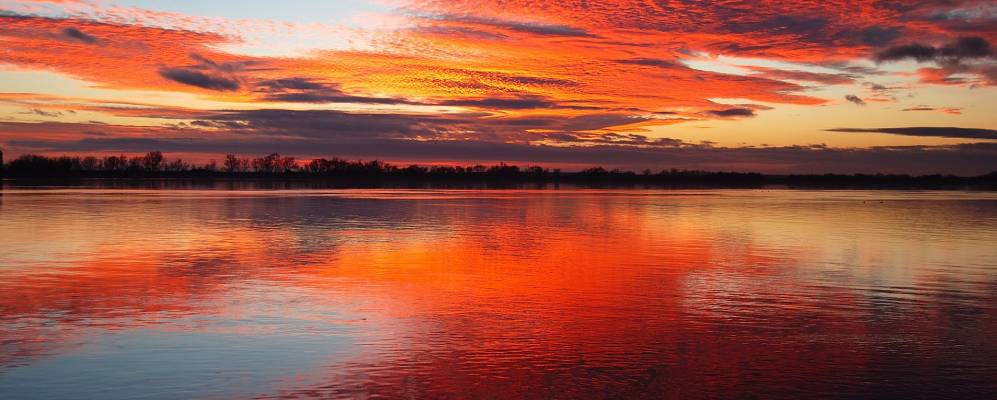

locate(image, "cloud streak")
(827, 127), (997, 140)
(845, 95), (866, 105)
(60, 27), (96, 44)
(160, 68), (240, 91)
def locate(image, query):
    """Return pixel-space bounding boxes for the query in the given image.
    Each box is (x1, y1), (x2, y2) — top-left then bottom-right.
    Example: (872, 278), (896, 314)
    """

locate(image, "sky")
(0, 0), (995, 174)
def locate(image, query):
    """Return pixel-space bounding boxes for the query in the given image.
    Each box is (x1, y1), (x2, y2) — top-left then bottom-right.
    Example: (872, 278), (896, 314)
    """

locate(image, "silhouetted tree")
(82, 156), (99, 171)
(253, 153), (281, 173)
(141, 151), (164, 172)
(224, 154), (250, 173)
(203, 160), (218, 172)
(275, 155), (297, 173)
(306, 158), (330, 173)
(164, 158), (190, 172)
(102, 155), (127, 172)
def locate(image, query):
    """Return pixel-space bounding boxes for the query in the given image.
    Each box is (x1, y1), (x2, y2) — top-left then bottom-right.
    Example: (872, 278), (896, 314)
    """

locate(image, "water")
(1, 188), (995, 399)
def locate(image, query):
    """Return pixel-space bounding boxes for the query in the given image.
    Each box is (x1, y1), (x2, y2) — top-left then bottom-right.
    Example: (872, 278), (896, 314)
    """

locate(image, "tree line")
(1, 151), (995, 188)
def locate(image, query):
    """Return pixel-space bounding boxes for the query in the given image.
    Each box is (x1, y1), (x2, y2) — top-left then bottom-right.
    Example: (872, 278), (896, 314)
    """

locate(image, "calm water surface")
(0, 188), (995, 399)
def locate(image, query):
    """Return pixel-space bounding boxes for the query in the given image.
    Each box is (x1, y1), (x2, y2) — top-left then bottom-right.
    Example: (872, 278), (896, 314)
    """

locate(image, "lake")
(1, 188), (995, 399)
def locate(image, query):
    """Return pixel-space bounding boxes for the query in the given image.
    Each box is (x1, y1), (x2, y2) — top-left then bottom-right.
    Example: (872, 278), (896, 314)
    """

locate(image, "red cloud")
(0, 16), (241, 93)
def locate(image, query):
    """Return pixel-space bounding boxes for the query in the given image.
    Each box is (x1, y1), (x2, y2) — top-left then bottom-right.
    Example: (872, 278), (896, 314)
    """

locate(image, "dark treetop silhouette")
(1, 151), (995, 188)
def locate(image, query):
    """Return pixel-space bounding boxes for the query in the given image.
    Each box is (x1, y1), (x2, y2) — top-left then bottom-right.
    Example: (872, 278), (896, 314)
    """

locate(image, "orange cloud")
(0, 16), (243, 93)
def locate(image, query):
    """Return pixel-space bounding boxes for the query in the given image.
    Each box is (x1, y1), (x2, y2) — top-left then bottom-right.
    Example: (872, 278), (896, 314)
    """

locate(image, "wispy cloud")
(827, 127), (997, 140)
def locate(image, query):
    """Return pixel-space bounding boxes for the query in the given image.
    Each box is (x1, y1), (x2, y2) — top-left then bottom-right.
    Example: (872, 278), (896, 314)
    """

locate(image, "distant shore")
(3, 173), (996, 190)
(2, 152), (995, 189)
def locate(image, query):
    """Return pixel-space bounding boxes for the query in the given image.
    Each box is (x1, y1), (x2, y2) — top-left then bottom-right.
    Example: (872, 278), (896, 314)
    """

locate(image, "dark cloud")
(876, 36), (993, 62)
(553, 114), (648, 131)
(827, 127), (997, 140)
(257, 78), (329, 91)
(901, 106), (962, 115)
(747, 67), (856, 85)
(702, 108), (756, 118)
(21, 108), (66, 117)
(822, 63), (887, 76)
(726, 15), (828, 38)
(188, 109), (649, 142)
(845, 95), (866, 105)
(258, 82), (411, 104)
(256, 78), (570, 109)
(160, 68), (240, 91)
(189, 53), (259, 73)
(875, 36), (996, 85)
(540, 132), (689, 148)
(0, 105), (627, 149)
(866, 82), (888, 91)
(497, 75), (577, 87)
(616, 58), (681, 69)
(156, 54), (264, 91)
(437, 96), (556, 109)
(190, 108), (480, 140)
(875, 43), (939, 62)
(426, 13), (594, 37)
(940, 36), (993, 59)
(851, 26), (904, 47)
(60, 27), (96, 44)
(264, 92), (403, 104)
(719, 14), (904, 52)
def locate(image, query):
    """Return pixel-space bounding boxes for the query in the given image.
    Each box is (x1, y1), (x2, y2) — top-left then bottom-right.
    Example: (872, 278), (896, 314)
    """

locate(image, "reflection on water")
(1, 189), (995, 399)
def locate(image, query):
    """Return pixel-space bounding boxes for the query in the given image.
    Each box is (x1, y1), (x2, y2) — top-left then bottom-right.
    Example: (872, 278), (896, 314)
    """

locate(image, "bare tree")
(141, 151), (164, 172)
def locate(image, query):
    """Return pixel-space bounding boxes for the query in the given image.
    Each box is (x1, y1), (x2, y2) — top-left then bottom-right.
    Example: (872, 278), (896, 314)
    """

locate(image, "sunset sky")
(1, 0), (995, 173)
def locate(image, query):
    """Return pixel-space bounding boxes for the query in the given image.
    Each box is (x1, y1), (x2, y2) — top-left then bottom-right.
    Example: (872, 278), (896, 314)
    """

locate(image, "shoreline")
(3, 174), (995, 190)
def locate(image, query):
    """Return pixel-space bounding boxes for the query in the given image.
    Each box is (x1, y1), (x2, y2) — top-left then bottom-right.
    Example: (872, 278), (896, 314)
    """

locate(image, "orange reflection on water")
(0, 189), (995, 399)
